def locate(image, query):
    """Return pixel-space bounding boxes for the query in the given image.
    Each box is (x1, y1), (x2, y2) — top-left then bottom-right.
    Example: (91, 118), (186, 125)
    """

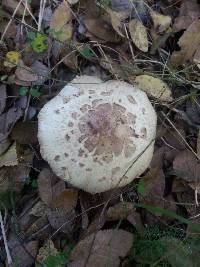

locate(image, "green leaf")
(29, 88), (40, 98)
(0, 75), (8, 81)
(43, 249), (71, 267)
(137, 178), (145, 196)
(19, 87), (28, 96)
(27, 31), (36, 40)
(30, 33), (48, 53)
(31, 179), (38, 189)
(79, 45), (94, 59)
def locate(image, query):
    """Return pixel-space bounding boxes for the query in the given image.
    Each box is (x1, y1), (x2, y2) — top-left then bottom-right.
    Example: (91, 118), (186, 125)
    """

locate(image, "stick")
(0, 210), (12, 265)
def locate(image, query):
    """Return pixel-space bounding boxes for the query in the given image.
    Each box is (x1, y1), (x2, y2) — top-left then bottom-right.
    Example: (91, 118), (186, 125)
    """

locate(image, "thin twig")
(0, 211), (12, 266)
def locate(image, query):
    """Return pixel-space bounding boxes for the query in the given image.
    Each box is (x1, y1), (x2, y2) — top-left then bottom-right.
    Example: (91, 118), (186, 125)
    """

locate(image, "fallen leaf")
(170, 20), (200, 67)
(0, 147), (33, 193)
(0, 106), (23, 145)
(2, 0), (31, 16)
(53, 188), (78, 213)
(135, 75), (173, 102)
(69, 230), (133, 267)
(15, 61), (49, 86)
(106, 202), (135, 221)
(15, 65), (38, 85)
(106, 8), (128, 37)
(10, 121), (38, 144)
(4, 51), (21, 68)
(150, 10), (171, 34)
(36, 240), (58, 266)
(8, 234), (38, 267)
(173, 150), (200, 185)
(0, 142), (18, 167)
(29, 200), (47, 217)
(129, 19), (148, 52)
(47, 207), (76, 234)
(0, 84), (6, 115)
(83, 18), (119, 42)
(38, 168), (61, 206)
(173, 0), (200, 32)
(50, 1), (73, 42)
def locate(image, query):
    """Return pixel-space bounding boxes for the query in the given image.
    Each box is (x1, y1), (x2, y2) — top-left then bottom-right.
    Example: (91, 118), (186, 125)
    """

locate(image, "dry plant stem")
(0, 0), (24, 42)
(38, 0), (47, 31)
(0, 211), (12, 265)
(21, 0), (28, 34)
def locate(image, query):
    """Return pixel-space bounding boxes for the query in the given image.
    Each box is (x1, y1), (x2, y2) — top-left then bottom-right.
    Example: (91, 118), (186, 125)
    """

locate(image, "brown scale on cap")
(78, 102), (137, 163)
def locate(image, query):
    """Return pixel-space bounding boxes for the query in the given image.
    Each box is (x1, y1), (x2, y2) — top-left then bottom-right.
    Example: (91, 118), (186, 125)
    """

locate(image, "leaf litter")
(1, 0), (200, 266)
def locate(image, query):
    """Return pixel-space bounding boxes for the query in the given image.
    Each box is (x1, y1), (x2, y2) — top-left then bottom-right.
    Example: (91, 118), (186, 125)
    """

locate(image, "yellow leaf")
(135, 75), (173, 102)
(50, 1), (73, 42)
(150, 10), (171, 33)
(129, 19), (148, 52)
(4, 51), (20, 68)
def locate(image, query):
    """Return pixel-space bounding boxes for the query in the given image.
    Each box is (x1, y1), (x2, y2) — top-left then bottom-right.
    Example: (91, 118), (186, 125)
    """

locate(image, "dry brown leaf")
(15, 66), (38, 85)
(106, 202), (135, 221)
(129, 19), (148, 52)
(170, 19), (200, 67)
(0, 142), (18, 167)
(173, 0), (200, 32)
(0, 106), (22, 138)
(53, 188), (78, 213)
(10, 121), (38, 144)
(0, 147), (33, 193)
(142, 167), (165, 206)
(83, 18), (118, 42)
(69, 229), (133, 267)
(150, 10), (171, 33)
(106, 8), (128, 37)
(2, 0), (31, 16)
(50, 1), (73, 42)
(9, 234), (38, 267)
(38, 168), (63, 206)
(47, 207), (75, 234)
(134, 75), (173, 102)
(0, 84), (6, 115)
(173, 150), (200, 185)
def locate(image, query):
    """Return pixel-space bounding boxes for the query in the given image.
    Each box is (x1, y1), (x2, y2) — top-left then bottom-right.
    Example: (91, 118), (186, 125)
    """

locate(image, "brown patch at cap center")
(78, 102), (137, 161)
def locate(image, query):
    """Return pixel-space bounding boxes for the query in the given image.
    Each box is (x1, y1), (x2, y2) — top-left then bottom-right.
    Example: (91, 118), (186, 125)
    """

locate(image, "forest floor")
(1, 0), (200, 266)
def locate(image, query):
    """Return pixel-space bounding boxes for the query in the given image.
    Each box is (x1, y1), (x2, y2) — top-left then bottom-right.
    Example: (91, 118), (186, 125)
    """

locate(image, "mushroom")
(38, 76), (157, 194)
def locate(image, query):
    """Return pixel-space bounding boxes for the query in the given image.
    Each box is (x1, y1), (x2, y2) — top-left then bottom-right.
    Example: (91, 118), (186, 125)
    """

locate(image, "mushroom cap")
(38, 76), (157, 194)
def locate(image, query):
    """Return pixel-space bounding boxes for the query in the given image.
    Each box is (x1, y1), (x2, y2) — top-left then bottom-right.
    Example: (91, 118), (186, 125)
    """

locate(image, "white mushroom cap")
(38, 76), (157, 194)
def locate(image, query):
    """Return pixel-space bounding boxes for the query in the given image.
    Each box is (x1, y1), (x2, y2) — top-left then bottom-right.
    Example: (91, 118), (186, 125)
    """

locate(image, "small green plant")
(19, 87), (40, 98)
(43, 248), (72, 267)
(78, 45), (95, 59)
(47, 28), (63, 40)
(27, 32), (48, 53)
